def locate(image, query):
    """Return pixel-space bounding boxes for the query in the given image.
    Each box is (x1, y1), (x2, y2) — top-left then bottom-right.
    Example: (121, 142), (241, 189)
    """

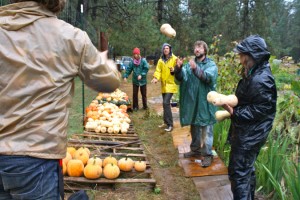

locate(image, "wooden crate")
(64, 133), (156, 191)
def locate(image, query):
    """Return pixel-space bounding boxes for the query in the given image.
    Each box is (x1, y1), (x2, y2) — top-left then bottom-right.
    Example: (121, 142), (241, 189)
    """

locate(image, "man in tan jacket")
(0, 0), (120, 199)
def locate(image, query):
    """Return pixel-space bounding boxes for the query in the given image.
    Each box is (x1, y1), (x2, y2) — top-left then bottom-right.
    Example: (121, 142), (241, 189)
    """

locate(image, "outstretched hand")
(176, 57), (184, 68)
(189, 59), (197, 69)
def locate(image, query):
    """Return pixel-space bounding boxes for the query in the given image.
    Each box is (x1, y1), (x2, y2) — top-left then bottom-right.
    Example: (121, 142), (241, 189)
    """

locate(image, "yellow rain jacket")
(153, 54), (178, 94)
(0, 2), (120, 159)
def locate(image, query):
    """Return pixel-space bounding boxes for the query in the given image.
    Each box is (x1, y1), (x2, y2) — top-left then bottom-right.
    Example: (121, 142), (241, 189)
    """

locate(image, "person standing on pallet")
(151, 43), (178, 132)
(223, 35), (277, 200)
(123, 47), (149, 111)
(0, 0), (120, 199)
(174, 40), (218, 167)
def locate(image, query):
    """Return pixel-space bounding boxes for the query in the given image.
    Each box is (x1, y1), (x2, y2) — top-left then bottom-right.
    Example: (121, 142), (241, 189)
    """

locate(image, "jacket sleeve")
(174, 65), (183, 82)
(233, 78), (276, 123)
(193, 62), (218, 85)
(141, 59), (149, 76)
(78, 32), (120, 92)
(123, 61), (134, 78)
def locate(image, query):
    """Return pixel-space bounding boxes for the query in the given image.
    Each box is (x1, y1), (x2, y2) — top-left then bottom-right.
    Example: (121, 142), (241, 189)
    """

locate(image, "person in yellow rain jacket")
(151, 43), (178, 132)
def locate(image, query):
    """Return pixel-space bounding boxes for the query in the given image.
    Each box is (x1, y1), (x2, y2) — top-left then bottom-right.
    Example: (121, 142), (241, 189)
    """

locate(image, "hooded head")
(11, 0), (66, 13)
(161, 43), (172, 61)
(234, 35), (270, 64)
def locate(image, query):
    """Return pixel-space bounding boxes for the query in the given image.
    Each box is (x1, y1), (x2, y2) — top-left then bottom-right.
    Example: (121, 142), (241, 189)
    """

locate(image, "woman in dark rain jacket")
(223, 35), (277, 200)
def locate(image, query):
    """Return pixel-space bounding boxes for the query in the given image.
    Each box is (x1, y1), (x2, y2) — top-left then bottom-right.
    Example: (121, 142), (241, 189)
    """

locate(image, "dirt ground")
(85, 66), (201, 200)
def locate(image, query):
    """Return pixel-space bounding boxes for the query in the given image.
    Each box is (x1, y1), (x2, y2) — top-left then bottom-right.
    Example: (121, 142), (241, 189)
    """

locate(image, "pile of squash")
(63, 147), (147, 180)
(96, 88), (130, 105)
(85, 101), (131, 134)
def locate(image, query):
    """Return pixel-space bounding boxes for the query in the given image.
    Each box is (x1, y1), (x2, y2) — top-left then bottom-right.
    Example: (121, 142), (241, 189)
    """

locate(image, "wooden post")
(100, 32), (108, 52)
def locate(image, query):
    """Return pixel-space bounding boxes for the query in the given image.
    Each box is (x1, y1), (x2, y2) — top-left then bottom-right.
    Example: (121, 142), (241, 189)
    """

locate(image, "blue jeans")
(190, 125), (213, 155)
(0, 155), (60, 200)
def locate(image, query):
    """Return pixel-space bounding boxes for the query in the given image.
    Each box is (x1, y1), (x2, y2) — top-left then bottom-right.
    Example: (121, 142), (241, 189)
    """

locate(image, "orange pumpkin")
(134, 160), (147, 172)
(84, 160), (102, 179)
(67, 159), (84, 177)
(118, 157), (134, 172)
(119, 105), (127, 112)
(103, 163), (120, 179)
(67, 147), (77, 158)
(77, 147), (91, 156)
(63, 152), (72, 165)
(87, 156), (102, 167)
(103, 155), (118, 167)
(73, 148), (90, 165)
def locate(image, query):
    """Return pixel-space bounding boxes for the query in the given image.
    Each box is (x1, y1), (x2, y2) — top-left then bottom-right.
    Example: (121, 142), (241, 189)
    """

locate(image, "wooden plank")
(216, 184), (233, 200)
(199, 185), (233, 200)
(70, 134), (139, 141)
(64, 177), (156, 184)
(193, 175), (230, 189)
(171, 122), (191, 148)
(179, 155), (228, 177)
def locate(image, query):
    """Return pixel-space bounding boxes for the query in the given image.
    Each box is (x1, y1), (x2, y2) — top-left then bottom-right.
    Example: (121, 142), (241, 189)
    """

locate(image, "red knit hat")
(133, 47), (140, 55)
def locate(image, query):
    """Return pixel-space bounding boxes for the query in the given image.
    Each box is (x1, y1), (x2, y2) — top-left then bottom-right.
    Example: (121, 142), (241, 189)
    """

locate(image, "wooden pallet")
(64, 133), (156, 191)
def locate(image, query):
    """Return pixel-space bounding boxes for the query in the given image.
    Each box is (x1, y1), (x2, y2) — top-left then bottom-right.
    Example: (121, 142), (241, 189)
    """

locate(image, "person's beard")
(196, 53), (205, 59)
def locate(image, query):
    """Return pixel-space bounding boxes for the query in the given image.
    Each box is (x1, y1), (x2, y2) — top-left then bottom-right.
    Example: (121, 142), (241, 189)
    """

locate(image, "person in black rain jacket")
(222, 35), (277, 200)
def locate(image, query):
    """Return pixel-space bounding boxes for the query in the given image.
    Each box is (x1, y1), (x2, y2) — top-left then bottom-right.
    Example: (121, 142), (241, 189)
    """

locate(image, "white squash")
(100, 127), (107, 133)
(215, 110), (231, 121)
(212, 94), (238, 107)
(107, 127), (114, 134)
(121, 128), (128, 134)
(113, 126), (120, 134)
(95, 126), (101, 133)
(207, 91), (238, 107)
(160, 23), (176, 38)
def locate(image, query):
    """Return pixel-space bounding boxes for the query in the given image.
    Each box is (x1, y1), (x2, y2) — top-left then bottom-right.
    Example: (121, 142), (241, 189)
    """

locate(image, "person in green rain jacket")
(175, 40), (218, 167)
(123, 47), (149, 111)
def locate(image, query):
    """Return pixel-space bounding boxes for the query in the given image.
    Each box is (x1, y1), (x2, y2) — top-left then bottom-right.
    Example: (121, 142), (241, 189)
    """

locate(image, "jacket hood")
(0, 1), (56, 31)
(234, 35), (270, 64)
(161, 43), (173, 61)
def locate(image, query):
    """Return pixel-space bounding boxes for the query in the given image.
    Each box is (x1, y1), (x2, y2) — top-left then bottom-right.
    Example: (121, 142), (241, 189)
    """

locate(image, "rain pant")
(0, 2), (120, 159)
(228, 35), (277, 200)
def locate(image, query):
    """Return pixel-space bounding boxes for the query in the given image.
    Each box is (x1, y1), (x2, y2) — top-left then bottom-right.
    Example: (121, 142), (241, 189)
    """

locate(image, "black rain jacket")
(228, 36), (277, 151)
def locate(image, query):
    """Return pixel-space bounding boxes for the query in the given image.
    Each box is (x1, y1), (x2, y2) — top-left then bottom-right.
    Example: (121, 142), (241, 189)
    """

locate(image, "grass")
(68, 77), (98, 135)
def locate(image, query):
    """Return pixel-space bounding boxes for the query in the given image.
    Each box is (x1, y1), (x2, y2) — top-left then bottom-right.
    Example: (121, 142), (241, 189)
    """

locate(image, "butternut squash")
(207, 91), (238, 107)
(215, 110), (231, 121)
(160, 23), (176, 38)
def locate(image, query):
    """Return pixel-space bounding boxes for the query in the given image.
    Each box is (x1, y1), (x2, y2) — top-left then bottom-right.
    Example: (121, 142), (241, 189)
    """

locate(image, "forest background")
(1, 0), (299, 62)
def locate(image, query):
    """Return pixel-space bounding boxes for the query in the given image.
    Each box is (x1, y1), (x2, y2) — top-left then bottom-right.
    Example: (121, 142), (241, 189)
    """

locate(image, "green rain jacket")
(123, 58), (149, 86)
(174, 57), (218, 126)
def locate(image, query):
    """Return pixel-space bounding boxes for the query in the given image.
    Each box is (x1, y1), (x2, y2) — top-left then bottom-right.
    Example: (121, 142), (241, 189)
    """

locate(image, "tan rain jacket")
(0, 2), (120, 159)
